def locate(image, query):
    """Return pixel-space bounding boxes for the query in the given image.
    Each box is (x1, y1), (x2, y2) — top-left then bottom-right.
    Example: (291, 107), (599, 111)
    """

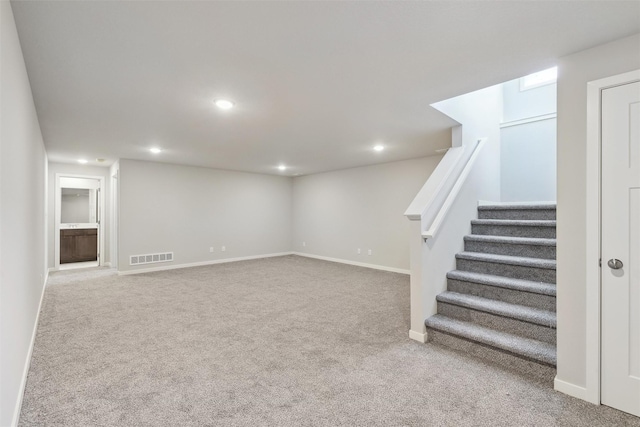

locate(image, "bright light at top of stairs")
(520, 67), (557, 90)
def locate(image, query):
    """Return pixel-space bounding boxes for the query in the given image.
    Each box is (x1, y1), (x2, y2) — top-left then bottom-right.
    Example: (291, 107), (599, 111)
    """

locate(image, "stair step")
(479, 203), (556, 209)
(425, 314), (557, 366)
(437, 300), (556, 343)
(456, 251), (556, 269)
(471, 219), (557, 227)
(447, 271), (556, 311)
(464, 235), (556, 259)
(447, 270), (556, 296)
(456, 251), (556, 283)
(478, 203), (556, 220)
(464, 235), (556, 247)
(471, 219), (556, 238)
(436, 291), (556, 328)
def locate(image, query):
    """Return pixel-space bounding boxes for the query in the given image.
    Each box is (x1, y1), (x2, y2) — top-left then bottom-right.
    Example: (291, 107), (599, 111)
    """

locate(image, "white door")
(601, 80), (640, 417)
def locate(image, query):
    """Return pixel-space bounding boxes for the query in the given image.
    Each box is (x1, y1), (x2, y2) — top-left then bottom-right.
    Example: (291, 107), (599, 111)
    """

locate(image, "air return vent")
(130, 252), (173, 266)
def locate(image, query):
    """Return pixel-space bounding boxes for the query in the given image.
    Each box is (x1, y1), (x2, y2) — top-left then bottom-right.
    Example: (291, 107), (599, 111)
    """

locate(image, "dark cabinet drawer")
(61, 229), (97, 237)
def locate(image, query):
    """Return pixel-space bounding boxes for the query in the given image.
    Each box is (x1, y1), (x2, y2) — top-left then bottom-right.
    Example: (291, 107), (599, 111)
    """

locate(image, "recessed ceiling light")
(214, 99), (234, 110)
(77, 159), (88, 164)
(150, 147), (162, 154)
(373, 145), (385, 152)
(278, 165), (287, 171)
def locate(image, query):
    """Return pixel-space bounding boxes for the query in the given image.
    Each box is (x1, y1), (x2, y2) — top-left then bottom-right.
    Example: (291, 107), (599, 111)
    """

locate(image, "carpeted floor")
(19, 255), (640, 426)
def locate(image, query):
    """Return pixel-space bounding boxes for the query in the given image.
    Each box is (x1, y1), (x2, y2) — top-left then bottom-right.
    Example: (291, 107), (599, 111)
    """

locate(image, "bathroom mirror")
(60, 188), (97, 223)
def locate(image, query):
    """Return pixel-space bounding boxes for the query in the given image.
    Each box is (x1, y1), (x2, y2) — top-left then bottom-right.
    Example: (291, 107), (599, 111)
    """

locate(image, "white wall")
(556, 33), (640, 393)
(119, 156), (442, 274)
(406, 84), (503, 340)
(501, 78), (557, 202)
(503, 78), (556, 122)
(0, 2), (48, 425)
(292, 156), (442, 272)
(431, 84), (502, 198)
(118, 159), (292, 272)
(501, 119), (556, 202)
(47, 162), (111, 268)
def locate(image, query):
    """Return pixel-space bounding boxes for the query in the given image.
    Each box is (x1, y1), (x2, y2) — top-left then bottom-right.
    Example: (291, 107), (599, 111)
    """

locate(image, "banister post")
(408, 219), (427, 343)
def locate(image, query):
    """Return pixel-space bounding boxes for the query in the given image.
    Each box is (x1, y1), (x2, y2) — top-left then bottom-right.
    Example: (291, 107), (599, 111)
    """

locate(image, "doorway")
(110, 169), (118, 269)
(54, 174), (105, 270)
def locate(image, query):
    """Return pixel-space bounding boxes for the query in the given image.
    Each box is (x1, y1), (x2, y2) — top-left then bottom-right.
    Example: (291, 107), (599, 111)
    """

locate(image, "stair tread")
(447, 270), (556, 296)
(478, 203), (556, 211)
(464, 234), (556, 247)
(471, 219), (556, 227)
(456, 251), (556, 270)
(437, 291), (556, 327)
(425, 314), (557, 366)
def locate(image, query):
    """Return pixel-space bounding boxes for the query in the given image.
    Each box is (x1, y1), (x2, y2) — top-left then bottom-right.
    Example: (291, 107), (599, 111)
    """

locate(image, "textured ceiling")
(10, 1), (640, 175)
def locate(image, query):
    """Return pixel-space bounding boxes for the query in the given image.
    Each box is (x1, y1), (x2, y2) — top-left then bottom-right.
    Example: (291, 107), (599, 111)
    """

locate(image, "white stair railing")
(422, 139), (486, 239)
(404, 138), (488, 343)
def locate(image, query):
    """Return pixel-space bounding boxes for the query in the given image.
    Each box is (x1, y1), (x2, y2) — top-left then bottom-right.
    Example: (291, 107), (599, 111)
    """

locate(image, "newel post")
(408, 219), (427, 343)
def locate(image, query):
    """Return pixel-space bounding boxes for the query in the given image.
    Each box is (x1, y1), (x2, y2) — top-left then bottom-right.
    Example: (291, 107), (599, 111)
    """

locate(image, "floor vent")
(130, 252), (173, 266)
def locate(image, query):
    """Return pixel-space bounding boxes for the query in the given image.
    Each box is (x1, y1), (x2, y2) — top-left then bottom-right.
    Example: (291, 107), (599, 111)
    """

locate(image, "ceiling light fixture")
(278, 165), (287, 171)
(214, 99), (234, 110)
(150, 147), (162, 154)
(77, 159), (88, 164)
(373, 145), (385, 152)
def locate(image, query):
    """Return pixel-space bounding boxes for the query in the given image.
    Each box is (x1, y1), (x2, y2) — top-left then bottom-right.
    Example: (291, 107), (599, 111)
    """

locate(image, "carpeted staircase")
(425, 202), (557, 367)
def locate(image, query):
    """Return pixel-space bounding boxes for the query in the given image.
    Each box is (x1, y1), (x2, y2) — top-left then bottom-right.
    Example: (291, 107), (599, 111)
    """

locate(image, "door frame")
(585, 69), (640, 404)
(110, 169), (118, 269)
(54, 173), (106, 269)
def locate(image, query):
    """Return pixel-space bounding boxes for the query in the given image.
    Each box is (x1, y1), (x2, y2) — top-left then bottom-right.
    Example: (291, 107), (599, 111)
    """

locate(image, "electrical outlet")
(357, 248), (361, 254)
(209, 247), (214, 253)
(302, 241), (306, 247)
(368, 249), (372, 255)
(221, 246), (226, 252)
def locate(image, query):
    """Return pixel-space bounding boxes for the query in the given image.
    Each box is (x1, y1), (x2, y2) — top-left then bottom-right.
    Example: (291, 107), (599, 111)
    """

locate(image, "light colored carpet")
(46, 266), (117, 286)
(19, 255), (639, 426)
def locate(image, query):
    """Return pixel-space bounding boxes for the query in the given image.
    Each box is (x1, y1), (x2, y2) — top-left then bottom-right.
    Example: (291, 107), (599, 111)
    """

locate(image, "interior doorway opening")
(54, 174), (105, 271)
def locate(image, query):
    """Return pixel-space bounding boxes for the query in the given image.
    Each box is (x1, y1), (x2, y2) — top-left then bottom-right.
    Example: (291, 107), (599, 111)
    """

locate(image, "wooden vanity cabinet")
(60, 228), (98, 264)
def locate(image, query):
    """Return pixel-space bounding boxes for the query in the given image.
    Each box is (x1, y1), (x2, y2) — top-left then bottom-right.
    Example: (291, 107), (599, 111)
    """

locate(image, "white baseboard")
(292, 252), (410, 275)
(12, 273), (48, 426)
(409, 329), (427, 343)
(554, 377), (593, 402)
(103, 262), (111, 267)
(117, 252), (294, 276)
